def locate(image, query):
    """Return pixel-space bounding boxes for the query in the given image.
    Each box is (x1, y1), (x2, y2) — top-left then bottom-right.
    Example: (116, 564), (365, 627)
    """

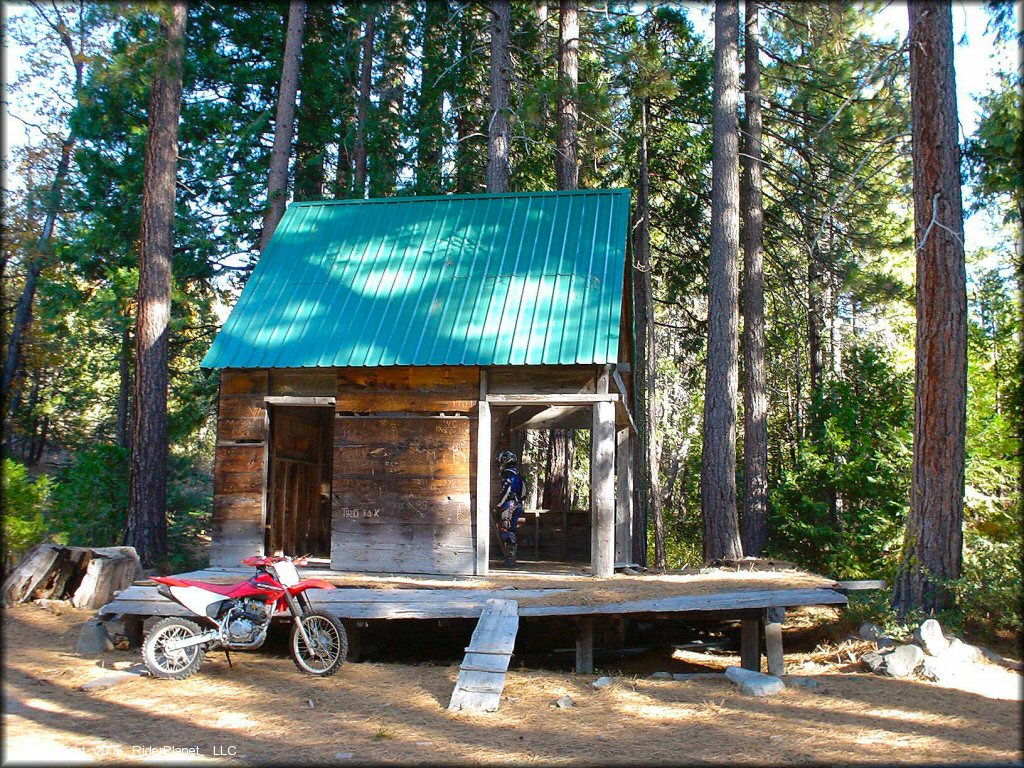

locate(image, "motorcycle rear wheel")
(143, 616), (207, 680)
(290, 611), (347, 676)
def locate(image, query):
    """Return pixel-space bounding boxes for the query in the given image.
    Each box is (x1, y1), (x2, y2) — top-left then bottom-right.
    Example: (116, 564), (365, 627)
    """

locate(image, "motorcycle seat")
(155, 576), (241, 596)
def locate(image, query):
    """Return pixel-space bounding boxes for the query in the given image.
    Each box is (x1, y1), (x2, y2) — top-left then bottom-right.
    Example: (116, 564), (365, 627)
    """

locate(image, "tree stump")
(2, 545), (142, 610)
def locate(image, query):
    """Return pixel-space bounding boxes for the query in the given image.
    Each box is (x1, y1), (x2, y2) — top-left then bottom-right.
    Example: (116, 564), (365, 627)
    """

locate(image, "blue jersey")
(498, 467), (524, 508)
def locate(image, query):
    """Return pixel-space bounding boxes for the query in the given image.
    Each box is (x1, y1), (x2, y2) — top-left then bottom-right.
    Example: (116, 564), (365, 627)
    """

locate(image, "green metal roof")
(202, 189), (631, 369)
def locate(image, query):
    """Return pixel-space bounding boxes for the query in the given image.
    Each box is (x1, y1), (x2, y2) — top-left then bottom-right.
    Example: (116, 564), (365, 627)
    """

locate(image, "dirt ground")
(2, 604), (1021, 765)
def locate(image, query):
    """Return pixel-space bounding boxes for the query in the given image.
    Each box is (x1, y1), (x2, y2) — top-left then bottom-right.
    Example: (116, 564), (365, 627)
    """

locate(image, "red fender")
(289, 579), (336, 595)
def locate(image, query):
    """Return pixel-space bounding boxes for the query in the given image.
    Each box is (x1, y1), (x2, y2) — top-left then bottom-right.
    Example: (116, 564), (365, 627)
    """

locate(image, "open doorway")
(266, 405), (333, 559)
(490, 405), (594, 570)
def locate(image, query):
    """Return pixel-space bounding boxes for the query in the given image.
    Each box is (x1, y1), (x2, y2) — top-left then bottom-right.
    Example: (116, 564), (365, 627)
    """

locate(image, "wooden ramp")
(448, 599), (519, 713)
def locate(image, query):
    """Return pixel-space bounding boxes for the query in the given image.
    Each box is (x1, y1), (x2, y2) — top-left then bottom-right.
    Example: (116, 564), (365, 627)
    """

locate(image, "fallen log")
(2, 545), (142, 609)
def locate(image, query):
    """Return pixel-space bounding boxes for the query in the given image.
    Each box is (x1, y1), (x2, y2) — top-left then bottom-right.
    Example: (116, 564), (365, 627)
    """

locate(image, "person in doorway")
(494, 450), (524, 567)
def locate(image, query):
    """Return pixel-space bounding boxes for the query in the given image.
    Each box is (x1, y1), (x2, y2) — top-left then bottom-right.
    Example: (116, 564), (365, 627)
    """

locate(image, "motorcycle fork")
(282, 589), (314, 648)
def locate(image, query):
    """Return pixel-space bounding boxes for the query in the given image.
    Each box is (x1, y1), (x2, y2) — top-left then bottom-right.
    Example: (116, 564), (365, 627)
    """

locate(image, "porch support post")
(475, 373), (491, 575)
(614, 428), (633, 564)
(764, 606), (785, 675)
(740, 615), (761, 671)
(591, 399), (616, 578)
(575, 617), (594, 674)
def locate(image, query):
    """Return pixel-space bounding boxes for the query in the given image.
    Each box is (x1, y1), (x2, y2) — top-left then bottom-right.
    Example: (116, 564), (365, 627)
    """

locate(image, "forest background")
(2, 1), (1020, 641)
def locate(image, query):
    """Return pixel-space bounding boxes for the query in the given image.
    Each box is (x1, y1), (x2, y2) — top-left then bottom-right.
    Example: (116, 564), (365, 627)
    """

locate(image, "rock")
(649, 671), (673, 680)
(883, 644), (925, 678)
(724, 666), (786, 697)
(620, 567), (641, 575)
(553, 694), (574, 709)
(672, 673), (724, 681)
(783, 676), (820, 690)
(915, 619), (949, 656)
(333, 753), (354, 760)
(858, 622), (882, 641)
(876, 636), (896, 649)
(941, 638), (982, 664)
(592, 676), (614, 689)
(76, 620), (113, 655)
(34, 598), (71, 615)
(861, 651), (889, 673)
(79, 669), (142, 691)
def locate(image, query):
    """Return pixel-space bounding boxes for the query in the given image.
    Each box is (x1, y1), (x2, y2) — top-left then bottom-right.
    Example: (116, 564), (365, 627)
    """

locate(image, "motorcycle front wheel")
(290, 611), (347, 676)
(143, 616), (207, 680)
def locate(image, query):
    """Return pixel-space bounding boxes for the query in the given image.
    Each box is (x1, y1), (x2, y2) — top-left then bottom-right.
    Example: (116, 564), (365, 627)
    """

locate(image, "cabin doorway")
(266, 405), (333, 559)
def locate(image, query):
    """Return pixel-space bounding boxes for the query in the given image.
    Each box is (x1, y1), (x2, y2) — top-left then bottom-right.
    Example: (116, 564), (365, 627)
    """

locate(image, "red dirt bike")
(142, 555), (347, 680)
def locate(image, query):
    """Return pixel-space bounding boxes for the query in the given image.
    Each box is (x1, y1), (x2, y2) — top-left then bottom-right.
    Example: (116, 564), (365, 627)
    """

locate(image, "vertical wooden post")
(615, 428), (633, 564)
(475, 372), (491, 575)
(764, 606), (785, 676)
(740, 615), (761, 671)
(575, 617), (594, 674)
(123, 615), (144, 648)
(591, 399), (615, 578)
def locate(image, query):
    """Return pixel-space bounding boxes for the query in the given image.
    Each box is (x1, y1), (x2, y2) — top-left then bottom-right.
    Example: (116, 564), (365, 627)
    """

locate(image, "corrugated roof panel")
(202, 189), (631, 369)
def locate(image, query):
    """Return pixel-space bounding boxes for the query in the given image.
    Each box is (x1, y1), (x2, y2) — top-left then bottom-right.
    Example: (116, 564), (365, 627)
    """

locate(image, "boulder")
(915, 619), (949, 656)
(858, 622), (882, 641)
(941, 638), (982, 664)
(553, 694), (574, 709)
(861, 651), (889, 673)
(876, 636), (896, 649)
(592, 676), (614, 689)
(724, 666), (786, 697)
(649, 671), (673, 680)
(883, 644), (925, 678)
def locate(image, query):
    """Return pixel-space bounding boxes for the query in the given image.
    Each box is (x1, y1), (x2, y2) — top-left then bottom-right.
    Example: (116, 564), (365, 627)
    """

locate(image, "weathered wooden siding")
(211, 370), (269, 567)
(330, 367), (478, 574)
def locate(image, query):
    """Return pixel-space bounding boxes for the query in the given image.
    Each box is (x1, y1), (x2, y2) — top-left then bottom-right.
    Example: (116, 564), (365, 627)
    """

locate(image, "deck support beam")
(764, 606), (785, 676)
(475, 372), (491, 576)
(575, 617), (594, 674)
(590, 399), (616, 578)
(740, 617), (761, 671)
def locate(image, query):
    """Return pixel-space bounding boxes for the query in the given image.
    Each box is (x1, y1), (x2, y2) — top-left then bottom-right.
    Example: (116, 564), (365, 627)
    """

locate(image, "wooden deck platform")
(98, 564), (847, 621)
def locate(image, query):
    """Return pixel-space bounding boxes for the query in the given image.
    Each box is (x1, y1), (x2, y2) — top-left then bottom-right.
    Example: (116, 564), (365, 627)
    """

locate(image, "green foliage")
(2, 459), (53, 565)
(48, 445), (130, 547)
(769, 344), (912, 578)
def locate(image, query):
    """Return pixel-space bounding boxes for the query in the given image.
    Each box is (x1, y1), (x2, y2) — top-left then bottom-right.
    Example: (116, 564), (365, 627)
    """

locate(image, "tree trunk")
(292, 2), (327, 202)
(700, 0), (743, 563)
(536, 1), (549, 123)
(555, 0), (579, 189)
(126, 2), (188, 570)
(416, 0), (447, 194)
(2, 132), (75, 421)
(259, 0), (306, 250)
(116, 323), (131, 449)
(632, 98), (661, 569)
(893, 0), (966, 617)
(369, 5), (411, 197)
(740, 0), (768, 557)
(542, 429), (573, 512)
(353, 5), (375, 197)
(486, 0), (512, 193)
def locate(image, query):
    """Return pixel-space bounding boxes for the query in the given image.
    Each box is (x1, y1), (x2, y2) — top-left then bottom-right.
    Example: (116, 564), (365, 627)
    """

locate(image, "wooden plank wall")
(211, 370), (269, 567)
(331, 368), (478, 575)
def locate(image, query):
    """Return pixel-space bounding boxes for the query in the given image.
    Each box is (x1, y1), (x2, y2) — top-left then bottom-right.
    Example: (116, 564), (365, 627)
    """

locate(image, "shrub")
(2, 458), (53, 568)
(49, 444), (129, 547)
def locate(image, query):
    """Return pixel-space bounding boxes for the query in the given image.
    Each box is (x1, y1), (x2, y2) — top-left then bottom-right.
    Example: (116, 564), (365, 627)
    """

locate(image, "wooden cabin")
(202, 189), (635, 577)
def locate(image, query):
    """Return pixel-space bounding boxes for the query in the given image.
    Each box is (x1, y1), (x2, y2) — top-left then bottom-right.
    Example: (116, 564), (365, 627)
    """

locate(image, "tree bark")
(353, 5), (375, 197)
(632, 98), (661, 568)
(700, 0), (743, 563)
(259, 0), (306, 250)
(126, 1), (188, 570)
(741, 0), (768, 557)
(116, 323), (131, 449)
(486, 0), (512, 193)
(555, 0), (579, 189)
(893, 0), (967, 617)
(542, 429), (573, 512)
(292, 2), (327, 202)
